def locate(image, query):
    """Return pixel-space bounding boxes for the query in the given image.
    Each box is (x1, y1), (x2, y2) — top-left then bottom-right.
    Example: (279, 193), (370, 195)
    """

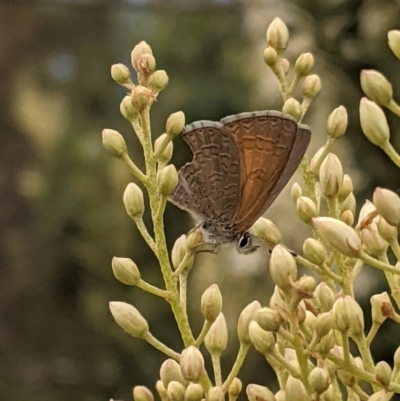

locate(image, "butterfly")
(170, 111), (311, 253)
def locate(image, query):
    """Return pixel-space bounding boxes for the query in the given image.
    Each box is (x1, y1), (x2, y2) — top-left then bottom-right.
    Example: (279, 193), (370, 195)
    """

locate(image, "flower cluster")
(103, 19), (400, 401)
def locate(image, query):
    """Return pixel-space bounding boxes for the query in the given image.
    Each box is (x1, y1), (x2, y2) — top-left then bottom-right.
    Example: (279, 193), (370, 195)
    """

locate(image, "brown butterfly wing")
(221, 111), (311, 233)
(170, 121), (241, 226)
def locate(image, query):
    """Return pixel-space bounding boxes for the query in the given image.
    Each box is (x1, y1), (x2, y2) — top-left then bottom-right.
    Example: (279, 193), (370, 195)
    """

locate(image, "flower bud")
(131, 41), (153, 71)
(167, 381), (185, 401)
(154, 134), (173, 164)
(302, 74), (321, 99)
(266, 17), (289, 52)
(394, 346), (400, 370)
(297, 275), (317, 294)
(315, 312), (333, 338)
(133, 386), (154, 401)
(201, 284), (223, 322)
(340, 210), (354, 226)
(297, 301), (306, 323)
(304, 310), (317, 332)
(373, 187), (400, 226)
(360, 70), (393, 106)
(295, 52), (314, 76)
(186, 229), (203, 252)
(315, 332), (334, 355)
(338, 174), (353, 203)
(367, 390), (387, 401)
(120, 95), (139, 121)
(312, 217), (361, 257)
(184, 384), (203, 401)
(155, 381), (168, 399)
(388, 30), (400, 59)
(269, 286), (286, 312)
(248, 321), (276, 354)
(263, 47), (278, 66)
(308, 367), (330, 395)
(309, 147), (324, 171)
(112, 257), (141, 286)
(228, 378), (242, 398)
(149, 70), (169, 92)
(286, 376), (308, 401)
(296, 196), (318, 224)
(131, 85), (154, 111)
(319, 153), (343, 198)
(269, 244), (297, 290)
(370, 292), (392, 324)
(375, 361), (392, 387)
(275, 391), (285, 401)
(250, 217), (282, 247)
(303, 238), (326, 265)
(332, 296), (364, 337)
(359, 98), (390, 147)
(237, 300), (261, 344)
(109, 301), (149, 339)
(326, 106), (348, 138)
(102, 129), (127, 158)
(158, 165), (178, 196)
(256, 307), (283, 332)
(171, 235), (187, 270)
(282, 98), (302, 122)
(180, 346), (204, 382)
(111, 63), (131, 84)
(246, 384), (276, 401)
(123, 183), (145, 219)
(315, 282), (335, 312)
(341, 193), (356, 216)
(377, 216), (398, 244)
(166, 111), (185, 138)
(136, 53), (156, 76)
(291, 182), (303, 203)
(204, 313), (228, 354)
(208, 387), (224, 401)
(160, 359), (185, 388)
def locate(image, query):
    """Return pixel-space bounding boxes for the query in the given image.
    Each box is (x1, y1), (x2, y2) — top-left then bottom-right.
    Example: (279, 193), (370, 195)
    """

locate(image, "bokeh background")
(2, 0), (400, 400)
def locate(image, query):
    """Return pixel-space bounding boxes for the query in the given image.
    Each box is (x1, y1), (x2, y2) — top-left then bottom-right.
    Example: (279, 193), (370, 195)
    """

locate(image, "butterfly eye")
(238, 233), (251, 249)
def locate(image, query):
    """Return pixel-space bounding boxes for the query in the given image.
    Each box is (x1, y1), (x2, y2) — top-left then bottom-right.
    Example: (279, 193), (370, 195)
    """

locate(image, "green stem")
(153, 135), (172, 160)
(287, 74), (302, 97)
(381, 141), (400, 168)
(365, 321), (380, 347)
(137, 280), (170, 299)
(144, 332), (181, 360)
(387, 98), (400, 117)
(211, 353), (222, 386)
(133, 218), (157, 255)
(121, 153), (148, 184)
(390, 239), (400, 261)
(195, 320), (212, 347)
(360, 251), (400, 275)
(222, 343), (250, 392)
(353, 333), (378, 391)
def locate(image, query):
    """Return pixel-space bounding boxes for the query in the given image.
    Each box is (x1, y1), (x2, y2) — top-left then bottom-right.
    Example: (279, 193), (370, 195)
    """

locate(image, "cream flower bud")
(327, 106), (348, 138)
(297, 275), (317, 294)
(338, 174), (353, 202)
(250, 217), (282, 247)
(297, 301), (306, 323)
(160, 359), (185, 388)
(237, 301), (261, 344)
(303, 238), (326, 265)
(269, 244), (297, 290)
(157, 165), (178, 196)
(131, 85), (154, 111)
(315, 332), (334, 355)
(246, 384), (276, 401)
(228, 378), (242, 398)
(180, 346), (204, 382)
(295, 52), (314, 76)
(269, 286), (286, 312)
(184, 384), (203, 401)
(375, 361), (392, 387)
(377, 216), (398, 244)
(308, 367), (330, 395)
(256, 307), (283, 332)
(266, 17), (289, 52)
(248, 321), (276, 354)
(394, 346), (400, 369)
(286, 376), (308, 401)
(340, 210), (354, 226)
(155, 381), (168, 400)
(133, 386), (154, 401)
(388, 30), (400, 59)
(302, 74), (321, 99)
(263, 47), (278, 67)
(167, 381), (185, 401)
(111, 63), (131, 84)
(319, 153), (343, 198)
(102, 129), (127, 157)
(201, 284), (223, 322)
(341, 193), (356, 216)
(171, 235), (187, 270)
(332, 296), (364, 337)
(312, 217), (361, 257)
(367, 390), (387, 401)
(109, 301), (149, 339)
(315, 282), (335, 312)
(361, 70), (393, 106)
(112, 257), (141, 286)
(154, 134), (173, 164)
(275, 391), (285, 401)
(204, 313), (228, 354)
(123, 183), (145, 219)
(370, 292), (392, 324)
(315, 312), (333, 338)
(186, 228), (203, 251)
(291, 182), (303, 203)
(131, 41), (153, 71)
(296, 196), (318, 224)
(135, 53), (156, 76)
(149, 70), (169, 92)
(166, 111), (185, 138)
(304, 310), (317, 332)
(309, 147), (324, 171)
(120, 95), (139, 121)
(359, 98), (390, 147)
(373, 187), (400, 226)
(280, 58), (290, 76)
(282, 98), (302, 122)
(208, 387), (224, 401)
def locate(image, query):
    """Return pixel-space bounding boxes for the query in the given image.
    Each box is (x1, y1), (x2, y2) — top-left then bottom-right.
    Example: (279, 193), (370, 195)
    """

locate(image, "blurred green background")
(2, 0), (400, 400)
